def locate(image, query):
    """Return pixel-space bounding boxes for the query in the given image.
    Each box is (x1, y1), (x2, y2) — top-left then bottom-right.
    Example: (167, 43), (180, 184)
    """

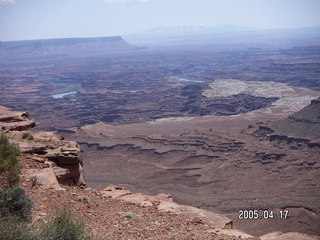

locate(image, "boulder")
(31, 168), (65, 191)
(53, 163), (85, 185)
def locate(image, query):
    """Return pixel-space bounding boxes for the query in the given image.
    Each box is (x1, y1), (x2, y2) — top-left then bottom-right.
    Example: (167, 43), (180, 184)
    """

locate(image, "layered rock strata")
(0, 106), (36, 131)
(2, 105), (320, 239)
(0, 105), (85, 187)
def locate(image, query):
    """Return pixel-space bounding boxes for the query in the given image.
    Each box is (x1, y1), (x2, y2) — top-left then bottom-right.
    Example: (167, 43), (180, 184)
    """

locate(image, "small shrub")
(75, 195), (91, 203)
(49, 140), (61, 149)
(0, 132), (21, 186)
(211, 235), (232, 240)
(123, 211), (135, 219)
(0, 186), (33, 222)
(39, 208), (93, 240)
(22, 132), (34, 140)
(0, 220), (37, 240)
(142, 232), (151, 238)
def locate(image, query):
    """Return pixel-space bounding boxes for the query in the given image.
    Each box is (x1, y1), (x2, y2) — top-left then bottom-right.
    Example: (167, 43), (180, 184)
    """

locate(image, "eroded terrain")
(1, 40), (320, 130)
(0, 37), (319, 236)
(63, 105), (320, 236)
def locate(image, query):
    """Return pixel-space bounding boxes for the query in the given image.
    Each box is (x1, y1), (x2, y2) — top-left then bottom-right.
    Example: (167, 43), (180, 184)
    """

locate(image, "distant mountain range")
(124, 25), (320, 48)
(132, 25), (254, 35)
(1, 25), (319, 59)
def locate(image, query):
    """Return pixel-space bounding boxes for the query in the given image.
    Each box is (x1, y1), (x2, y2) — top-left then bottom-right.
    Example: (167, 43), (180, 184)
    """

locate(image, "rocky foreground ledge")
(0, 105), (319, 240)
(0, 105), (85, 187)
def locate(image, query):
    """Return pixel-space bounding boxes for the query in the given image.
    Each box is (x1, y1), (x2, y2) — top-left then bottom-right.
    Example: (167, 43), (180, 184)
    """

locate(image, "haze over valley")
(1, 0), (320, 238)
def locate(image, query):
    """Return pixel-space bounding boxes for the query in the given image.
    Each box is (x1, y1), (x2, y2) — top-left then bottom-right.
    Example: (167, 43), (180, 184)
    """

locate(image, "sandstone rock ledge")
(0, 105), (36, 131)
(101, 185), (248, 237)
(99, 185), (320, 239)
(0, 105), (85, 188)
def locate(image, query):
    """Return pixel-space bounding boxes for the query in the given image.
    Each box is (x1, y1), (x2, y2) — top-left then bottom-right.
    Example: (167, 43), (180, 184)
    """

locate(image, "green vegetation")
(0, 186), (33, 222)
(0, 220), (38, 240)
(0, 206), (94, 240)
(38, 208), (93, 240)
(211, 235), (232, 240)
(123, 211), (135, 219)
(75, 195), (91, 203)
(142, 232), (151, 238)
(0, 132), (21, 187)
(0, 133), (95, 240)
(49, 140), (61, 149)
(0, 186), (35, 240)
(22, 132), (34, 140)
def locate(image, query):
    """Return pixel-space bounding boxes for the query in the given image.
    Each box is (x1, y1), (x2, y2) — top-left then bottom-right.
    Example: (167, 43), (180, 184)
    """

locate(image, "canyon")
(1, 103), (319, 239)
(0, 35), (319, 237)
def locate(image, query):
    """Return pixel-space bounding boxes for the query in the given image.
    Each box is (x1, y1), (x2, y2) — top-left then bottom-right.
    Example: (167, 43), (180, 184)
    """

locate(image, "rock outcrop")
(247, 98), (320, 152)
(99, 185), (320, 239)
(0, 106), (36, 131)
(101, 185), (237, 233)
(0, 106), (85, 188)
(269, 97), (320, 139)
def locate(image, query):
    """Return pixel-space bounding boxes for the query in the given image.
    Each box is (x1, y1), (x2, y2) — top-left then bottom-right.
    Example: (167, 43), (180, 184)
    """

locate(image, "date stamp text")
(238, 209), (289, 220)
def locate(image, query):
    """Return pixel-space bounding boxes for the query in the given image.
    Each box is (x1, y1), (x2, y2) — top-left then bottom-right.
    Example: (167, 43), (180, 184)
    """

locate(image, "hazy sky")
(0, 0), (320, 41)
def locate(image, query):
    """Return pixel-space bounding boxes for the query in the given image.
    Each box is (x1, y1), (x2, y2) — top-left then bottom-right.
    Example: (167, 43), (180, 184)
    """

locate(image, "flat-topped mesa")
(3, 36), (125, 46)
(0, 36), (138, 58)
(0, 105), (85, 187)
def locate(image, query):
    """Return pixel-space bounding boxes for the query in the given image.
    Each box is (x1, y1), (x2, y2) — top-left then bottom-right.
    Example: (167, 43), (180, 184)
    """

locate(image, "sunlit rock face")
(0, 105), (85, 187)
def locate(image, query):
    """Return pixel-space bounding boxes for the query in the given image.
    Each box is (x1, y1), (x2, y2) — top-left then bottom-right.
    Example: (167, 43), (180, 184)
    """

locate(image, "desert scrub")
(123, 211), (135, 219)
(39, 208), (93, 240)
(0, 220), (37, 240)
(0, 132), (21, 186)
(0, 186), (33, 222)
(211, 235), (233, 240)
(49, 140), (61, 149)
(0, 207), (96, 240)
(75, 195), (91, 203)
(22, 132), (34, 140)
